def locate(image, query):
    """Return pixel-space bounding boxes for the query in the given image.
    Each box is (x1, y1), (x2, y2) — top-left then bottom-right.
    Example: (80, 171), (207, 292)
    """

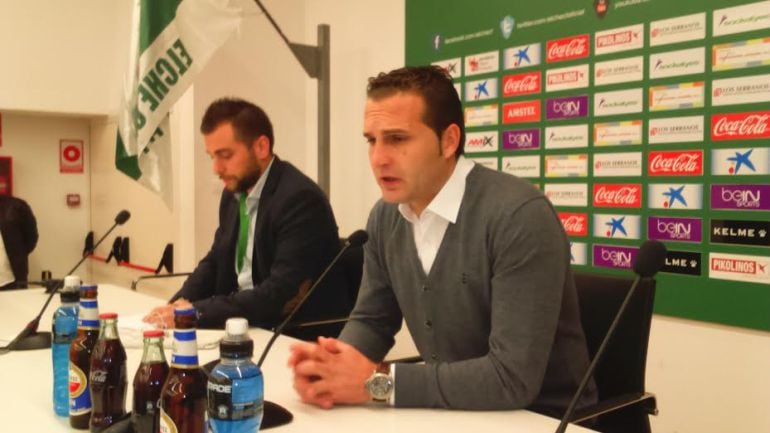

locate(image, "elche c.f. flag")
(116, 0), (245, 208)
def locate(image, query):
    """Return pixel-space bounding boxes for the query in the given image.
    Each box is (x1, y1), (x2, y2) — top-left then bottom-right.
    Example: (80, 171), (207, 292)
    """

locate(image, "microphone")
(0, 210), (131, 353)
(554, 240), (667, 433)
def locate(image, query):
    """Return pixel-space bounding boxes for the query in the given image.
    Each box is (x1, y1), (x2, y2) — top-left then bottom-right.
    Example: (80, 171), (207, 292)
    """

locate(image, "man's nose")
(369, 142), (390, 167)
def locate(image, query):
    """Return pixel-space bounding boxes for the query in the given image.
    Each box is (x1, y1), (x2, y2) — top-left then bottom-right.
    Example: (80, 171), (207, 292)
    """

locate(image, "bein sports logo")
(722, 188), (762, 209)
(594, 245), (637, 269)
(649, 217), (702, 242)
(602, 249), (632, 267)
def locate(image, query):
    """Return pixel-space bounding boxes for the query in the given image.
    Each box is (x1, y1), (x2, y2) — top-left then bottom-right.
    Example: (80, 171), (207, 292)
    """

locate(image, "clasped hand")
(288, 337), (376, 409)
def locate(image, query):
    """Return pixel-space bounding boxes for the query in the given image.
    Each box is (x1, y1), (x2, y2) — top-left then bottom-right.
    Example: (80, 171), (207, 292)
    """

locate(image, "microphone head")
(633, 240), (668, 278)
(115, 210), (131, 225)
(346, 230), (369, 248)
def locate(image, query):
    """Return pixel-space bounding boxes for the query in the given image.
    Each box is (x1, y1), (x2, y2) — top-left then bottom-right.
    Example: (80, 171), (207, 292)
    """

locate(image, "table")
(0, 285), (594, 432)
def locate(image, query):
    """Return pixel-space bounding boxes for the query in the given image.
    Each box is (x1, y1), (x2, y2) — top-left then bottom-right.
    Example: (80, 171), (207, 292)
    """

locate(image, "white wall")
(0, 113), (91, 280)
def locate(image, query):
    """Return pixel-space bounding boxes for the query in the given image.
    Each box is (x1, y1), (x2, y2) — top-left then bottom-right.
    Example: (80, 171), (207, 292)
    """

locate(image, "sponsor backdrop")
(406, 0), (770, 331)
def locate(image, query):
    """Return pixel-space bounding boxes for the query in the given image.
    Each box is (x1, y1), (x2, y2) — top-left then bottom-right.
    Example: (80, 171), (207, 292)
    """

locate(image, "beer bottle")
(132, 329), (170, 433)
(69, 284), (100, 430)
(159, 307), (206, 433)
(89, 312), (127, 432)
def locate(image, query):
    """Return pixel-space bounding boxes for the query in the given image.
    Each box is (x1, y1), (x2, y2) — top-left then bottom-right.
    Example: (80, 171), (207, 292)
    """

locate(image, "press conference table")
(0, 285), (594, 432)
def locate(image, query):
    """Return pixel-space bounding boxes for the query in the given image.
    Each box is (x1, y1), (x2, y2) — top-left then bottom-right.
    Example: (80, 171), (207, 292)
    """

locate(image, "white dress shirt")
(0, 233), (14, 286)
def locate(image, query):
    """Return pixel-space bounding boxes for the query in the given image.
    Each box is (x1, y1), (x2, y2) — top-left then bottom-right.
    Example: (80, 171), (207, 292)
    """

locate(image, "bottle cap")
(60, 288), (80, 303)
(174, 307), (196, 316)
(80, 284), (98, 291)
(99, 312), (118, 319)
(225, 318), (249, 336)
(63, 275), (81, 289)
(143, 329), (165, 338)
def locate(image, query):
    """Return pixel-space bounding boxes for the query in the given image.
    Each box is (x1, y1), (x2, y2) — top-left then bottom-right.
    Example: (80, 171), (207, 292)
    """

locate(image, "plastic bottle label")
(69, 362), (91, 415)
(207, 376), (262, 420)
(159, 407), (179, 433)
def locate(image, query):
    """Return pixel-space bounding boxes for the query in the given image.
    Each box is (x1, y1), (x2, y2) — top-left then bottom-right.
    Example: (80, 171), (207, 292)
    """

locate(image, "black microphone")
(0, 210), (131, 353)
(257, 229), (368, 366)
(555, 240), (667, 433)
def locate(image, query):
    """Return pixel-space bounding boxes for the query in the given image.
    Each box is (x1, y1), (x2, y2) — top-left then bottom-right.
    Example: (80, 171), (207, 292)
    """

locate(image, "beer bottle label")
(170, 329), (199, 368)
(159, 407), (179, 433)
(69, 362), (91, 415)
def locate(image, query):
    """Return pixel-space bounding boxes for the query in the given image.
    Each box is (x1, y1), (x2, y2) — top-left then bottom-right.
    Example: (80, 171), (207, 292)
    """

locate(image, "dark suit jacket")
(171, 157), (351, 329)
(0, 195), (38, 288)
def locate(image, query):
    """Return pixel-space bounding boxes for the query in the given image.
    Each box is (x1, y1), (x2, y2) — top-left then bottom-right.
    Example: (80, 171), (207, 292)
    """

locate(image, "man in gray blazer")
(288, 66), (596, 416)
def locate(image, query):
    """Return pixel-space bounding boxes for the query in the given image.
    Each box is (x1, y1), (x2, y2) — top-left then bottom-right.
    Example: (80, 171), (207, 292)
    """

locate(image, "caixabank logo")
(710, 252), (770, 285)
(593, 214), (641, 239)
(504, 43), (542, 70)
(648, 184), (703, 210)
(711, 219), (770, 247)
(711, 147), (770, 176)
(662, 250), (702, 276)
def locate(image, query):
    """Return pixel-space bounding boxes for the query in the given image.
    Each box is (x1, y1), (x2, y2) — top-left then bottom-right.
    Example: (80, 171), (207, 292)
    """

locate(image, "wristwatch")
(364, 364), (394, 403)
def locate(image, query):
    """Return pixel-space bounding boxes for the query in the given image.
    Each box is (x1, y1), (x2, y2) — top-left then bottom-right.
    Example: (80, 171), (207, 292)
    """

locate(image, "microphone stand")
(1, 212), (130, 353)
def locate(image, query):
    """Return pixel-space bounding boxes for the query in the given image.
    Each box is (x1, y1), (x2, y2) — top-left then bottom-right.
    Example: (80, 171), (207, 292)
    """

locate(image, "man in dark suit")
(0, 194), (38, 290)
(146, 98), (350, 330)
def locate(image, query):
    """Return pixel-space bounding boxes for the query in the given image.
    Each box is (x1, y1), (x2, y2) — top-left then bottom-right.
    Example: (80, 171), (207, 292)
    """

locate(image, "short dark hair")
(200, 97), (274, 152)
(366, 65), (464, 158)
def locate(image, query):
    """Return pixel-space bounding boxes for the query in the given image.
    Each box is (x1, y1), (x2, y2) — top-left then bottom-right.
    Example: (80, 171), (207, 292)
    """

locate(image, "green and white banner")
(116, 0), (244, 208)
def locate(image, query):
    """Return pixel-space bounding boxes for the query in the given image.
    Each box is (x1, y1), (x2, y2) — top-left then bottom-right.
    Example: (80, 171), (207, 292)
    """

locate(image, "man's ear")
(440, 124), (461, 159)
(252, 135), (271, 159)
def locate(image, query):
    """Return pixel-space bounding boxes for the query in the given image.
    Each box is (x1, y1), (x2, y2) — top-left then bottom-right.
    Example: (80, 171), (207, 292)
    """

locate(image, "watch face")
(367, 373), (393, 400)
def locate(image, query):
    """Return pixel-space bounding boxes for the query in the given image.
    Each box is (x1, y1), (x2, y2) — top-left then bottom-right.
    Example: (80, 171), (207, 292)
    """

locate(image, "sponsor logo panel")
(595, 88), (643, 116)
(502, 128), (541, 150)
(649, 216), (703, 243)
(545, 124), (589, 149)
(504, 43), (542, 70)
(545, 154), (589, 178)
(594, 56), (644, 86)
(710, 184), (770, 211)
(648, 150), (704, 176)
(546, 95), (589, 120)
(649, 47), (705, 79)
(464, 78), (498, 101)
(649, 82), (705, 111)
(593, 183), (642, 208)
(711, 219), (770, 247)
(464, 51), (499, 76)
(648, 184), (703, 209)
(465, 104), (498, 127)
(503, 100), (541, 124)
(559, 212), (588, 236)
(501, 155), (541, 178)
(545, 64), (589, 92)
(570, 242), (588, 265)
(432, 57), (462, 78)
(593, 152), (643, 177)
(595, 24), (644, 56)
(712, 74), (770, 106)
(546, 34), (590, 63)
(544, 183), (588, 207)
(470, 157), (498, 170)
(464, 131), (498, 154)
(594, 121), (643, 146)
(711, 111), (770, 141)
(648, 116), (704, 144)
(502, 71), (541, 97)
(593, 214), (642, 239)
(712, 147), (770, 176)
(713, 1), (770, 37)
(593, 244), (639, 270)
(662, 250), (703, 276)
(709, 252), (770, 285)
(712, 38), (770, 71)
(650, 13), (706, 47)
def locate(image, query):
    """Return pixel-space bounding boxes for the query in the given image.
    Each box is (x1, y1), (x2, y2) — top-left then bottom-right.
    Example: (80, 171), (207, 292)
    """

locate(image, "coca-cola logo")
(593, 184), (641, 207)
(648, 151), (703, 176)
(547, 35), (590, 62)
(559, 213), (588, 236)
(503, 72), (541, 97)
(712, 112), (770, 141)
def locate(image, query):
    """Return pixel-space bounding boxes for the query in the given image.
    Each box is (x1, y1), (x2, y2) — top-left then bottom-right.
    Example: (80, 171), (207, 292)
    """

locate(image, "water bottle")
(52, 275), (81, 416)
(207, 317), (263, 433)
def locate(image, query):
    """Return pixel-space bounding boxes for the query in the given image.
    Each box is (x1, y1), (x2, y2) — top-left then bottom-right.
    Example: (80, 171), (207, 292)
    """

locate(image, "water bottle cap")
(143, 329), (165, 338)
(225, 317), (249, 336)
(99, 312), (118, 319)
(63, 275), (81, 288)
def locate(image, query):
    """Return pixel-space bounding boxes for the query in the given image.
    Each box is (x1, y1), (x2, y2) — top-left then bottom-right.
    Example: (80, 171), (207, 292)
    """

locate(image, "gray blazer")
(339, 164), (596, 414)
